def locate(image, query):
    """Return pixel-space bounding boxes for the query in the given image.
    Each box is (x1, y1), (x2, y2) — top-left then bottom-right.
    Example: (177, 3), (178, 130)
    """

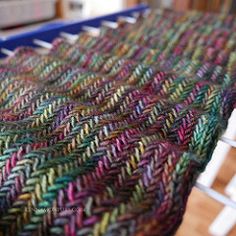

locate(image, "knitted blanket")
(0, 9), (236, 236)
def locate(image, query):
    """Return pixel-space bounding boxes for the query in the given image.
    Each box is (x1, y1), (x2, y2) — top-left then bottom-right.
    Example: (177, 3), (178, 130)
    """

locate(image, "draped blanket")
(0, 9), (236, 236)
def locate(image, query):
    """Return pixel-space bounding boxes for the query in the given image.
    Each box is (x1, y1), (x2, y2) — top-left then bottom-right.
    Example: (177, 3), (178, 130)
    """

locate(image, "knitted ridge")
(0, 9), (236, 236)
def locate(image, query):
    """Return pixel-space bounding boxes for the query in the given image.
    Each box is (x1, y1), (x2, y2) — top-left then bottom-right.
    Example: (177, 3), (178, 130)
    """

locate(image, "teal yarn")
(0, 9), (236, 236)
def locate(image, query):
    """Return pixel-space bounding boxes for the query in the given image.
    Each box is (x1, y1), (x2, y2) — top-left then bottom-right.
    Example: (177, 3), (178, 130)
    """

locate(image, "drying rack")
(0, 4), (236, 235)
(0, 4), (148, 56)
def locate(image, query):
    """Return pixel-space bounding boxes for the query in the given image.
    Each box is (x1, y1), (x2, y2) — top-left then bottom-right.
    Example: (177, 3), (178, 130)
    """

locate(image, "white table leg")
(209, 175), (236, 236)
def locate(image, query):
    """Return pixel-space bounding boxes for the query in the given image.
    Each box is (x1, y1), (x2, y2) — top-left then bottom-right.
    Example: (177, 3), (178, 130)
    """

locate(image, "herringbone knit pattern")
(0, 9), (236, 236)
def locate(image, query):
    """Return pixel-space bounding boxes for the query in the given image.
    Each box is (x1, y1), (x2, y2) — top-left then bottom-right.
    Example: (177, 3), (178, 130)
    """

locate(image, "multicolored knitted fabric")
(0, 9), (236, 236)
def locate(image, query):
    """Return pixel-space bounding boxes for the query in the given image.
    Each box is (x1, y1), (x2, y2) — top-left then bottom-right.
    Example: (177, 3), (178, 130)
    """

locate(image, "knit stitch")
(0, 9), (236, 236)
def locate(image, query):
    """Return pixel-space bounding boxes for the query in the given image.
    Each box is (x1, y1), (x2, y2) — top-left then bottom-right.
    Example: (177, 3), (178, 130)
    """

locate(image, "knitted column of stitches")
(0, 9), (236, 236)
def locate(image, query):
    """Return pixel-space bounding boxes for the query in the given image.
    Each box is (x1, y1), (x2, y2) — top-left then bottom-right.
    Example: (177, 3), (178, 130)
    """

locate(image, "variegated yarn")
(0, 9), (236, 236)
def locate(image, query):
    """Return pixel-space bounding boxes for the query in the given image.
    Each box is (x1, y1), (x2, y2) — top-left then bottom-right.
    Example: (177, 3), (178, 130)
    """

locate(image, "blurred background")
(1, 0), (236, 32)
